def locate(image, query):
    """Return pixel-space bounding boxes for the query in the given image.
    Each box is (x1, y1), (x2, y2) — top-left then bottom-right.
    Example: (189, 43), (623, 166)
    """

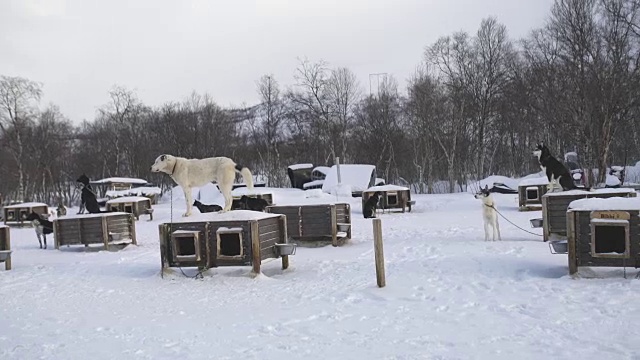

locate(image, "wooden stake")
(373, 218), (385, 288)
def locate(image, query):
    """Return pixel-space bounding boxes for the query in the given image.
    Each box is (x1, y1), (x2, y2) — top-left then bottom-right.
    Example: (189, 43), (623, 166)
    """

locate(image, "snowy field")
(1, 188), (640, 360)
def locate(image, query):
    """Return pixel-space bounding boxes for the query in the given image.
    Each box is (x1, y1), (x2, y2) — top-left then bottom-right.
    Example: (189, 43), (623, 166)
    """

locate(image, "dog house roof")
(287, 163), (314, 170)
(62, 212), (132, 220)
(364, 184), (409, 192)
(3, 202), (48, 208)
(91, 177), (149, 185)
(106, 196), (150, 204)
(543, 188), (636, 197)
(568, 197), (640, 211)
(170, 210), (281, 223)
(518, 177), (549, 186)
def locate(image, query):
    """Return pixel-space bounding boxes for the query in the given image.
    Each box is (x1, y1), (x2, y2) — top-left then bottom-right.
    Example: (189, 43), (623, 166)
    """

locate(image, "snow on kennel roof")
(287, 163), (314, 171)
(322, 164), (375, 193)
(170, 210), (281, 223)
(364, 184), (409, 192)
(91, 177), (149, 185)
(62, 212), (133, 220)
(106, 196), (151, 204)
(544, 188), (637, 197)
(3, 202), (48, 208)
(568, 197), (640, 211)
(518, 177), (549, 186)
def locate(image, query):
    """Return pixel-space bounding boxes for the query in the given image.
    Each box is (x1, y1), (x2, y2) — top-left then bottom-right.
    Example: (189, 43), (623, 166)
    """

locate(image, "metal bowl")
(530, 218), (543, 228)
(275, 243), (297, 256)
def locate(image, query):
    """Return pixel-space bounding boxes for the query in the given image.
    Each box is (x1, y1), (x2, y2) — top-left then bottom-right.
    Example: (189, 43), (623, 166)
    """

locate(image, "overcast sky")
(1, 0), (554, 123)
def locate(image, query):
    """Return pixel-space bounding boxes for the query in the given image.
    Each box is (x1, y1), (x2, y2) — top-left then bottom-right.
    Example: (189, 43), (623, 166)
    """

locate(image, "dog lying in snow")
(231, 195), (269, 212)
(25, 212), (54, 249)
(474, 185), (501, 241)
(363, 191), (382, 219)
(150, 154), (254, 216)
(192, 199), (223, 213)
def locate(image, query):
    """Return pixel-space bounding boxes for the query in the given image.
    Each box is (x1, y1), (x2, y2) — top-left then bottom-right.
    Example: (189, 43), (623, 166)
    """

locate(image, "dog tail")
(235, 164), (254, 191)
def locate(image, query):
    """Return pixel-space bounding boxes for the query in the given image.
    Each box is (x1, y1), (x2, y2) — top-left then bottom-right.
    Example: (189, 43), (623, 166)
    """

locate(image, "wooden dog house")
(518, 177), (549, 211)
(542, 188), (636, 242)
(362, 185), (414, 213)
(106, 196), (154, 220)
(565, 197), (640, 275)
(158, 210), (292, 275)
(3, 202), (48, 226)
(54, 212), (137, 250)
(265, 203), (351, 247)
(0, 225), (11, 270)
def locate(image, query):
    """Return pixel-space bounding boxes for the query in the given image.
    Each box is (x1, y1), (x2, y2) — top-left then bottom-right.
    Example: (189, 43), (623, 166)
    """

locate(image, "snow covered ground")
(1, 188), (640, 360)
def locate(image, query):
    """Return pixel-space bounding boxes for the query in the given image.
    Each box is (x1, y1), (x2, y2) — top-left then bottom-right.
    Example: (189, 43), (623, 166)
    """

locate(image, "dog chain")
(485, 204), (544, 237)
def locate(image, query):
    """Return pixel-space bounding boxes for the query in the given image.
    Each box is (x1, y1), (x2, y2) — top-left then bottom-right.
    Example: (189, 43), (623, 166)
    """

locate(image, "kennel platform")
(564, 197), (640, 275)
(265, 203), (351, 247)
(3, 202), (48, 226)
(362, 185), (414, 213)
(518, 177), (549, 211)
(106, 196), (154, 220)
(231, 187), (275, 207)
(158, 210), (293, 275)
(53, 212), (137, 250)
(542, 188), (637, 242)
(0, 225), (11, 270)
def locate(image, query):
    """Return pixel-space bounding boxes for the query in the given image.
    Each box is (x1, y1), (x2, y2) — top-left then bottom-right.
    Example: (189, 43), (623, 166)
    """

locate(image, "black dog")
(76, 174), (107, 214)
(25, 212), (54, 249)
(231, 195), (269, 212)
(193, 199), (223, 213)
(363, 191), (382, 219)
(533, 143), (580, 192)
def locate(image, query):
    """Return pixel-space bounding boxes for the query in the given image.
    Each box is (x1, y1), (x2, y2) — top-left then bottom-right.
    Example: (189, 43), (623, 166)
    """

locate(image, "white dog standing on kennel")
(474, 185), (502, 241)
(150, 154), (254, 216)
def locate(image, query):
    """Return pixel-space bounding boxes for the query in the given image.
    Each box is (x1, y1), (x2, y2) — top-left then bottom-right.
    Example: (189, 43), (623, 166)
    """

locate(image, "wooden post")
(2, 227), (11, 270)
(54, 219), (60, 249)
(279, 215), (289, 270)
(129, 214), (138, 245)
(250, 220), (261, 276)
(567, 212), (578, 275)
(101, 215), (109, 250)
(330, 205), (338, 247)
(336, 157), (342, 185)
(373, 218), (385, 288)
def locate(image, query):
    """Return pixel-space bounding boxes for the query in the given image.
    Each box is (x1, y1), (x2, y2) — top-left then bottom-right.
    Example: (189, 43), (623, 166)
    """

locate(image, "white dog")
(150, 154), (254, 216)
(474, 185), (501, 241)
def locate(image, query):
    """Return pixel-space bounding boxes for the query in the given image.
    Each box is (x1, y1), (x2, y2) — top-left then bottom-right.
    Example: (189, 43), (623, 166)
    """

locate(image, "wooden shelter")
(0, 225), (11, 270)
(518, 177), (549, 211)
(158, 210), (293, 275)
(265, 203), (351, 247)
(362, 185), (414, 213)
(54, 212), (137, 250)
(542, 188), (637, 242)
(106, 196), (154, 220)
(565, 197), (640, 275)
(3, 202), (48, 226)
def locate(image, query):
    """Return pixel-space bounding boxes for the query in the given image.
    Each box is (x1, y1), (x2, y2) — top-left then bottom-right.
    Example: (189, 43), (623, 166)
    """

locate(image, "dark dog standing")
(363, 192), (382, 219)
(76, 174), (106, 214)
(25, 212), (54, 249)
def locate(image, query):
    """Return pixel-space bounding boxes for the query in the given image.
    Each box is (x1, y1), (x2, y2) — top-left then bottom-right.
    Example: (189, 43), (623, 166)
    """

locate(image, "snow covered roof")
(106, 187), (162, 197)
(303, 179), (324, 189)
(518, 177), (549, 186)
(287, 163), (314, 171)
(364, 184), (409, 192)
(568, 197), (640, 211)
(544, 188), (636, 197)
(106, 196), (151, 204)
(313, 166), (330, 175)
(60, 212), (131, 220)
(91, 177), (149, 185)
(3, 202), (48, 209)
(231, 187), (275, 196)
(168, 210), (281, 223)
(322, 164), (375, 193)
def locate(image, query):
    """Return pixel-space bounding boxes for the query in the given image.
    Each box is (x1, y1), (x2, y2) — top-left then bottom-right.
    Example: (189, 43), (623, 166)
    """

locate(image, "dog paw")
(182, 212), (191, 217)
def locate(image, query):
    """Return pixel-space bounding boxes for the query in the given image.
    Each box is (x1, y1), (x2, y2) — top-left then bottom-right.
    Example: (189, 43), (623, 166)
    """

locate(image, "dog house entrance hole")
(591, 220), (629, 258)
(217, 228), (243, 258)
(387, 193), (398, 206)
(19, 210), (28, 220)
(171, 230), (201, 262)
(526, 187), (538, 201)
(6, 210), (15, 221)
(124, 204), (133, 213)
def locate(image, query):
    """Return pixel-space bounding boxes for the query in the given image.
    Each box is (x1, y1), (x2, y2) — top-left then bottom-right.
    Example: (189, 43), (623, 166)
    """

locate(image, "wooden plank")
(251, 220), (261, 275)
(373, 218), (385, 287)
(129, 213), (137, 245)
(567, 211), (577, 275)
(279, 215), (289, 270)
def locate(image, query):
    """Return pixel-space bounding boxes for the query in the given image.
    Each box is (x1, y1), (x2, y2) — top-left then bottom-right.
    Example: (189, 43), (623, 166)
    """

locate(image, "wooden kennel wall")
(518, 178), (549, 211)
(566, 198), (640, 275)
(0, 225), (11, 270)
(265, 203), (351, 247)
(542, 188), (637, 242)
(106, 196), (154, 220)
(3, 202), (48, 226)
(362, 185), (414, 213)
(53, 212), (137, 249)
(158, 210), (291, 274)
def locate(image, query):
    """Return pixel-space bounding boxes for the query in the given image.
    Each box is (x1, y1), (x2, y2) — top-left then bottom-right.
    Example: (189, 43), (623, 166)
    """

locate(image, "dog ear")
(160, 155), (166, 161)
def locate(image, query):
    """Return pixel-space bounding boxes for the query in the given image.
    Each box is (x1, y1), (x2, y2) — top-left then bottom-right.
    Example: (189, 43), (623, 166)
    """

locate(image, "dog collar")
(169, 161), (177, 176)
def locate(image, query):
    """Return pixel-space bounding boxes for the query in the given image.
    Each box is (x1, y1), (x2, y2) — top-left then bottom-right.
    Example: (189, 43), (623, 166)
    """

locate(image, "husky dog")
(192, 199), (223, 213)
(76, 174), (106, 214)
(474, 185), (501, 241)
(150, 154), (254, 216)
(25, 212), (54, 249)
(533, 143), (578, 192)
(234, 195), (269, 212)
(363, 191), (382, 219)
